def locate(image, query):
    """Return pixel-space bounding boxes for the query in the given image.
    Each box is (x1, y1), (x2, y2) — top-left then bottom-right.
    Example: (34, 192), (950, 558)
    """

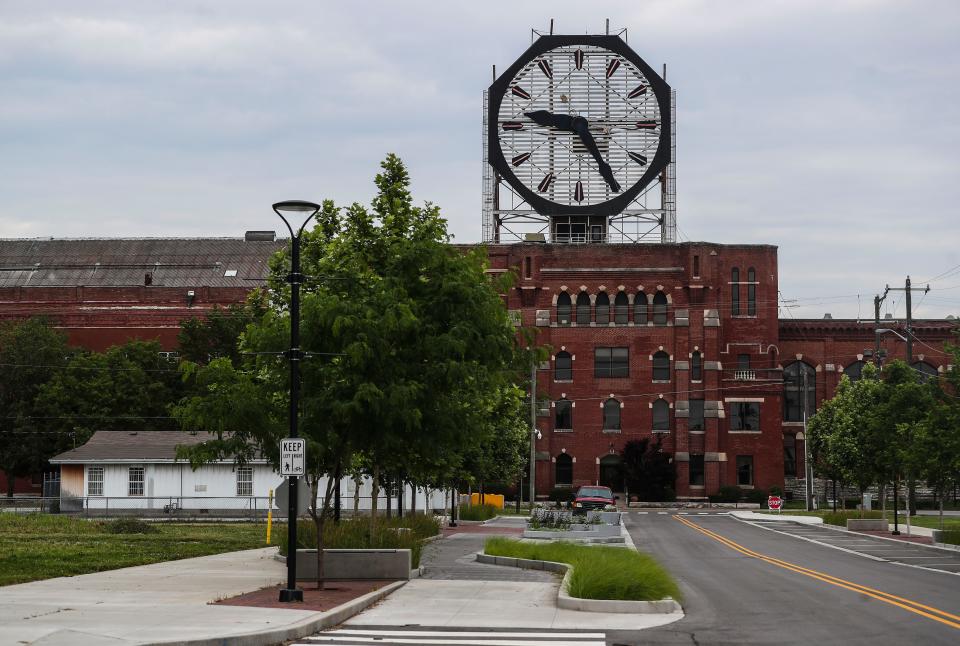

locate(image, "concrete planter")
(847, 518), (889, 531)
(277, 548), (412, 580)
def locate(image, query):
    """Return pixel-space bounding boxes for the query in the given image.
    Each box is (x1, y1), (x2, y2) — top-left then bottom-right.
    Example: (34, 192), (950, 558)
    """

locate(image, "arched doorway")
(598, 454), (623, 491)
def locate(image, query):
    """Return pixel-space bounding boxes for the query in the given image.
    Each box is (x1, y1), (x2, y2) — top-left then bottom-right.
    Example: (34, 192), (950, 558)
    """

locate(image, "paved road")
(625, 511), (960, 645)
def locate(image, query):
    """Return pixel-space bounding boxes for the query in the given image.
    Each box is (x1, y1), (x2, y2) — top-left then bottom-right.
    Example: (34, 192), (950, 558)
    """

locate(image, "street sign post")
(280, 438), (305, 476)
(768, 495), (784, 513)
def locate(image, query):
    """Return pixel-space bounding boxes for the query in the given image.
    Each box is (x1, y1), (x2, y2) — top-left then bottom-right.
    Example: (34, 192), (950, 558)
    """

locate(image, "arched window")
(634, 291), (648, 324)
(747, 267), (757, 315)
(595, 292), (610, 325)
(555, 351), (572, 381)
(843, 360), (865, 383)
(603, 398), (621, 431)
(555, 453), (573, 486)
(912, 361), (938, 383)
(555, 398), (573, 430)
(653, 351), (670, 381)
(652, 291), (668, 325)
(576, 292), (591, 325)
(614, 292), (629, 325)
(652, 399), (670, 432)
(691, 351), (703, 381)
(783, 362), (816, 422)
(732, 267), (740, 315)
(557, 292), (571, 326)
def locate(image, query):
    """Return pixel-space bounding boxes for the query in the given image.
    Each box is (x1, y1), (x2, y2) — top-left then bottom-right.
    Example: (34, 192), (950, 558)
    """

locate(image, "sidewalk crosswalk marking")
(297, 628), (607, 646)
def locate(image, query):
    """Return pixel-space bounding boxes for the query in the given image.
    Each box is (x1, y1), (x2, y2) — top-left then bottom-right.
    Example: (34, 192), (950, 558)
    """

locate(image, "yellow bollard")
(267, 489), (273, 545)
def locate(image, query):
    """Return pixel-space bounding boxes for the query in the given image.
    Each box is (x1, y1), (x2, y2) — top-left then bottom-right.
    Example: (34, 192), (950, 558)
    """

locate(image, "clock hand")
(524, 111), (621, 193)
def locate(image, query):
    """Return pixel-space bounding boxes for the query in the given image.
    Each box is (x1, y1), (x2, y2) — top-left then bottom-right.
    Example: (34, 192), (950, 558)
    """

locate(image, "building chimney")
(244, 231), (276, 242)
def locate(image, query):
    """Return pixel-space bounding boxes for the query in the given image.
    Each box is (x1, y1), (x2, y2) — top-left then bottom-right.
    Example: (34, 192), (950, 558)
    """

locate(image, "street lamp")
(274, 200), (321, 603)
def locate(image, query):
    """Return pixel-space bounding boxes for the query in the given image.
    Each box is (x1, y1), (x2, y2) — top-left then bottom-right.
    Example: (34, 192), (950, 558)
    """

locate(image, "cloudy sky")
(1, 0), (958, 319)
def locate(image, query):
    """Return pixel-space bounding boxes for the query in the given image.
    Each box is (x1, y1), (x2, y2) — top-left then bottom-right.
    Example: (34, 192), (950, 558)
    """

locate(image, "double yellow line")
(673, 514), (960, 631)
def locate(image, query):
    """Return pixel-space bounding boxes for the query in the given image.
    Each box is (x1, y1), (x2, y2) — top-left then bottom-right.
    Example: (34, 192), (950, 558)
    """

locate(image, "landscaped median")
(482, 537), (681, 613)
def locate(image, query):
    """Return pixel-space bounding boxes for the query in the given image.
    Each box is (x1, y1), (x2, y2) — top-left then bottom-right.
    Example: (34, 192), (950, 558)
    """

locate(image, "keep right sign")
(768, 495), (784, 511)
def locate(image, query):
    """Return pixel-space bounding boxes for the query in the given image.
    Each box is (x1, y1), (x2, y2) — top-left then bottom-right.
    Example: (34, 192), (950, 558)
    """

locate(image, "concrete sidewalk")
(0, 547), (391, 646)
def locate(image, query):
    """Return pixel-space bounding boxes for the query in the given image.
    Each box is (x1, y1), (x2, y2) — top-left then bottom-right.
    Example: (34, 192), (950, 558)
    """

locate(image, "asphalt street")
(623, 511), (960, 646)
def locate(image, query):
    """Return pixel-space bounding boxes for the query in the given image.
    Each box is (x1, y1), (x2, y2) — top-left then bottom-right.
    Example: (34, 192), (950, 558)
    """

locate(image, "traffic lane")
(625, 512), (959, 646)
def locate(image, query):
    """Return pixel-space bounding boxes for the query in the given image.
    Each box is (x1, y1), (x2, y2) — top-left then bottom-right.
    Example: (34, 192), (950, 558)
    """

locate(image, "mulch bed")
(854, 530), (933, 544)
(214, 580), (390, 612)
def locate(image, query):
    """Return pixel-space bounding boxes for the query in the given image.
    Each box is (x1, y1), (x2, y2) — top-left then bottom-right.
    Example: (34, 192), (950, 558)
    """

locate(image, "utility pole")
(803, 368), (813, 511)
(529, 358), (537, 508)
(874, 293), (886, 368)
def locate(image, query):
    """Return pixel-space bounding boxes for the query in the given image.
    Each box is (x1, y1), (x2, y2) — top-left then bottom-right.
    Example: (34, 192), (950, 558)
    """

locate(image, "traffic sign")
(280, 438), (305, 476)
(274, 479), (311, 515)
(768, 495), (784, 512)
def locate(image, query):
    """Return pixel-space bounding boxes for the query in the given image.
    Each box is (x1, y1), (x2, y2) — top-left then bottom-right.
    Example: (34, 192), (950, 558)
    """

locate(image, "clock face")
(488, 35), (671, 217)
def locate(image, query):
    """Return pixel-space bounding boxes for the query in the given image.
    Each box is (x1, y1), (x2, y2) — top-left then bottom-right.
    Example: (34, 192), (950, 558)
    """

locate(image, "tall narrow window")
(691, 351), (702, 381)
(783, 434), (797, 477)
(652, 399), (670, 432)
(652, 291), (668, 325)
(555, 351), (573, 381)
(555, 453), (573, 485)
(652, 351), (670, 381)
(689, 399), (705, 431)
(731, 267), (740, 315)
(603, 398), (621, 431)
(557, 292), (571, 326)
(738, 354), (751, 369)
(730, 402), (760, 431)
(128, 467), (144, 497)
(912, 362), (938, 383)
(843, 361), (865, 383)
(524, 257), (532, 279)
(693, 255), (700, 277)
(634, 291), (648, 324)
(576, 292), (591, 325)
(595, 292), (610, 325)
(614, 292), (629, 325)
(747, 267), (756, 315)
(236, 466), (253, 496)
(555, 399), (573, 430)
(87, 466), (104, 497)
(689, 454), (705, 486)
(783, 362), (816, 422)
(736, 455), (754, 486)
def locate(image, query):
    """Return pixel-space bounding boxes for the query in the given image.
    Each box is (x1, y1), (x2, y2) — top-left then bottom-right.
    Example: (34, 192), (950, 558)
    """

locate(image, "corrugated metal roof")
(0, 238), (285, 288)
(49, 430), (263, 463)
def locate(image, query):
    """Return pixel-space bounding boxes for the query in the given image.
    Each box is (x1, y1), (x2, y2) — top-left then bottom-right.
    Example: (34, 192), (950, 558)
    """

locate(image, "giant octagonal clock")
(488, 35), (671, 217)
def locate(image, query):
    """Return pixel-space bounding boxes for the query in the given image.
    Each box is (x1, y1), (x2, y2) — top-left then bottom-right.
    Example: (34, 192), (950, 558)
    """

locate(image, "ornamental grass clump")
(484, 537), (680, 602)
(457, 504), (499, 521)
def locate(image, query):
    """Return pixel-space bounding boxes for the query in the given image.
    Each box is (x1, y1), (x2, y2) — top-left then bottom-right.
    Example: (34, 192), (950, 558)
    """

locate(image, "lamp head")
(272, 200), (321, 216)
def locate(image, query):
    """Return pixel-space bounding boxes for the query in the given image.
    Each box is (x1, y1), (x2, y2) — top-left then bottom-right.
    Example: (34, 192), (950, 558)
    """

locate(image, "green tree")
(0, 318), (71, 496)
(621, 438), (676, 501)
(177, 292), (269, 367)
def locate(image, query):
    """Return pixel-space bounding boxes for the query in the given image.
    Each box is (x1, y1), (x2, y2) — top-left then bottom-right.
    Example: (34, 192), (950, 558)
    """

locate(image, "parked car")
(572, 485), (616, 511)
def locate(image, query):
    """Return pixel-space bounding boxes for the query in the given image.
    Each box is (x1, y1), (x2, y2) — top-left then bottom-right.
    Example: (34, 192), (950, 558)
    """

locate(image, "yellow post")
(267, 489), (273, 545)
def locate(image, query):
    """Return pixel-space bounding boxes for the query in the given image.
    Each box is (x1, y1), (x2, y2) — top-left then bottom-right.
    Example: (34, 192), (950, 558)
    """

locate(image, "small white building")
(49, 431), (449, 514)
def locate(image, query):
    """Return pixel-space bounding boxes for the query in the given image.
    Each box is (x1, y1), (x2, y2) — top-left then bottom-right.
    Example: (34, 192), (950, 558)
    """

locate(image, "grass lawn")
(756, 509), (960, 531)
(484, 537), (680, 602)
(0, 514), (276, 586)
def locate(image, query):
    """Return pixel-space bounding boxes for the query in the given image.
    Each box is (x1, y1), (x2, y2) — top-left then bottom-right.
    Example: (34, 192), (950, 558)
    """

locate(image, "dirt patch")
(214, 580), (391, 612)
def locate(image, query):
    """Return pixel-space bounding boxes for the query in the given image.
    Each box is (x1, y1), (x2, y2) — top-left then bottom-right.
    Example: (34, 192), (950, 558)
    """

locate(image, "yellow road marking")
(673, 515), (960, 631)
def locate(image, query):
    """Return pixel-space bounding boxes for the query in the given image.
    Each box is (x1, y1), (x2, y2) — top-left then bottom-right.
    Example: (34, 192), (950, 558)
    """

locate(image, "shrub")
(458, 504), (498, 521)
(743, 488), (768, 505)
(104, 518), (158, 534)
(941, 530), (960, 546)
(711, 485), (742, 503)
(484, 537), (680, 602)
(549, 487), (575, 504)
(768, 486), (783, 497)
(529, 508), (572, 530)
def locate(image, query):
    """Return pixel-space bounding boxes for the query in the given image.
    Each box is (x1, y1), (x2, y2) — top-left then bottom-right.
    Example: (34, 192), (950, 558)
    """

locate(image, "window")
(87, 466), (104, 497)
(732, 267), (740, 315)
(128, 467), (144, 497)
(783, 362), (816, 422)
(691, 351), (702, 381)
(912, 362), (938, 383)
(557, 292), (572, 326)
(595, 347), (629, 378)
(603, 399), (621, 431)
(576, 292), (591, 325)
(730, 402), (760, 431)
(555, 453), (573, 485)
(652, 291), (668, 325)
(843, 361), (865, 382)
(747, 268), (756, 315)
(652, 399), (670, 432)
(555, 351), (573, 381)
(634, 291), (648, 324)
(783, 434), (797, 477)
(689, 399), (705, 431)
(693, 255), (700, 277)
(236, 466), (253, 496)
(689, 454), (704, 486)
(524, 257), (532, 279)
(652, 351), (670, 381)
(555, 398), (573, 430)
(738, 353), (751, 370)
(614, 292), (629, 325)
(595, 292), (610, 325)
(736, 455), (754, 486)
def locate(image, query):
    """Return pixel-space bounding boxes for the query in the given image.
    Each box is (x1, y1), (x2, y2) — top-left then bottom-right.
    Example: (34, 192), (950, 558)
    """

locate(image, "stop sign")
(768, 496), (784, 511)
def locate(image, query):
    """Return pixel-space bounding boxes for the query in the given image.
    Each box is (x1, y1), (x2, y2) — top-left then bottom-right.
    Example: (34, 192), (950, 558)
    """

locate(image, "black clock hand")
(525, 111), (621, 193)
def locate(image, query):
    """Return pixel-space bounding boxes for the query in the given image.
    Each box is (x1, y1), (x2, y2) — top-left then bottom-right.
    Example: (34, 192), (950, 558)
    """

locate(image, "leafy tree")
(0, 318), (71, 496)
(621, 438), (676, 501)
(178, 292), (269, 367)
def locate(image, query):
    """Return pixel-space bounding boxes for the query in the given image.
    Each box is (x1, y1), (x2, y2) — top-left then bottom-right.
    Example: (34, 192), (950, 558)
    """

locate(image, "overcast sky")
(1, 0), (958, 319)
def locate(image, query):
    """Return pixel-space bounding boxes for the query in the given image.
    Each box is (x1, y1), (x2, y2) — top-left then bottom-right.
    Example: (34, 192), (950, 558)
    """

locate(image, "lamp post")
(274, 200), (321, 603)
(875, 327), (910, 536)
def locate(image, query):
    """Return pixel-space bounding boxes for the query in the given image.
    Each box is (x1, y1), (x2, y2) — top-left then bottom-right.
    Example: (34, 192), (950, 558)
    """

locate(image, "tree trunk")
(353, 475), (361, 517)
(5, 471), (14, 498)
(385, 475), (392, 519)
(370, 465), (380, 523)
(939, 485), (945, 530)
(410, 483), (417, 515)
(312, 475), (338, 591)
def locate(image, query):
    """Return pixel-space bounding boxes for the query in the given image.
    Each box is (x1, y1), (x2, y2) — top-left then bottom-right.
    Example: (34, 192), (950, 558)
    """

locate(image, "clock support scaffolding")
(482, 87), (677, 244)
